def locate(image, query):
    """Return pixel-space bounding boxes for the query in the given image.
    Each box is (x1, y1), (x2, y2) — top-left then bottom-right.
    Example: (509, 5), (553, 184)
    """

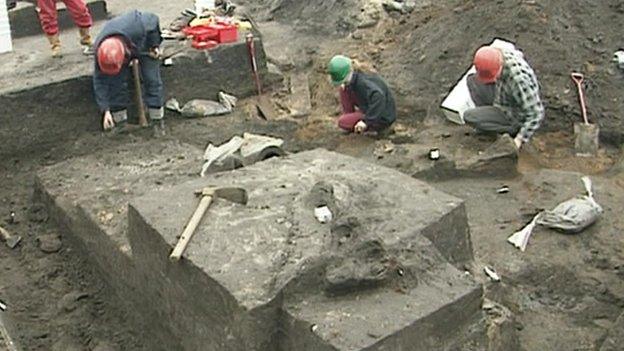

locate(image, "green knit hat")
(328, 55), (352, 86)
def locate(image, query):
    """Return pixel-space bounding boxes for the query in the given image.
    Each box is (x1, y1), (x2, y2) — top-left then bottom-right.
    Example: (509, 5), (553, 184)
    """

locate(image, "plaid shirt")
(494, 49), (544, 142)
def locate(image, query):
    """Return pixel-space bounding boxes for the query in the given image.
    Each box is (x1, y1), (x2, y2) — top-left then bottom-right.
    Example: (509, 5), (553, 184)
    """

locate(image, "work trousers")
(464, 74), (520, 136)
(109, 57), (164, 113)
(37, 0), (93, 35)
(337, 87), (389, 132)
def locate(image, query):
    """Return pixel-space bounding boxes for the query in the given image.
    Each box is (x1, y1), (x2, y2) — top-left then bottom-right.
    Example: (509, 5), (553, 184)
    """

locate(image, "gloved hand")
(354, 120), (367, 134)
(102, 110), (115, 131)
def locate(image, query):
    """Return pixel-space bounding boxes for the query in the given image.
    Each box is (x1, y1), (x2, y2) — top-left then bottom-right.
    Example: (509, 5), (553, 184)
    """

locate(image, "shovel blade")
(574, 123), (599, 156)
(6, 236), (21, 249)
(253, 95), (277, 121)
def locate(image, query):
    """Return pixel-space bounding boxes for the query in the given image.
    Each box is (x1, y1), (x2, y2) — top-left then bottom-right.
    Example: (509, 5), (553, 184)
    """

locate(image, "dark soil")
(1, 0), (624, 350)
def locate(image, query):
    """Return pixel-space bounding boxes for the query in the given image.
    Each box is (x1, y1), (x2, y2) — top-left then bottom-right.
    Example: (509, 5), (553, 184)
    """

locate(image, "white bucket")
(0, 0), (12, 54)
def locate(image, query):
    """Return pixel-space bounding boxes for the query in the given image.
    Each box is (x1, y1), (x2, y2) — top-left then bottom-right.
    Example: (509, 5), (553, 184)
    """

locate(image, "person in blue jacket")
(93, 10), (165, 134)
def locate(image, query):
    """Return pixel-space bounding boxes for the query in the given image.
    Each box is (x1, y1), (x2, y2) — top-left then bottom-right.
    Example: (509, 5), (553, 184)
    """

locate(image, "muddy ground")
(1, 0), (624, 350)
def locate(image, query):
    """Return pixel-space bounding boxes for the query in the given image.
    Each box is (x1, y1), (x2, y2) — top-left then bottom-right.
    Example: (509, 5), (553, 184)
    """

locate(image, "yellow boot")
(79, 27), (92, 46)
(79, 27), (93, 55)
(46, 34), (62, 58)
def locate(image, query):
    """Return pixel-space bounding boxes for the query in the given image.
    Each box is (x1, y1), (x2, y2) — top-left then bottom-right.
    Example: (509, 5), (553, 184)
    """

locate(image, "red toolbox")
(192, 40), (218, 50)
(208, 24), (238, 43)
(182, 26), (218, 42)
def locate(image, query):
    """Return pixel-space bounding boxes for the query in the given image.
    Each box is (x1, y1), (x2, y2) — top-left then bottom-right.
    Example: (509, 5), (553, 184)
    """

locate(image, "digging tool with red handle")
(245, 33), (276, 120)
(570, 72), (599, 156)
(571, 73), (589, 124)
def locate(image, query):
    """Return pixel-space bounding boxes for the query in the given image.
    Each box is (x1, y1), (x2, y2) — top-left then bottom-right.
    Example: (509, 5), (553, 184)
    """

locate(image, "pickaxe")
(169, 187), (248, 261)
(0, 226), (21, 249)
(130, 59), (149, 127)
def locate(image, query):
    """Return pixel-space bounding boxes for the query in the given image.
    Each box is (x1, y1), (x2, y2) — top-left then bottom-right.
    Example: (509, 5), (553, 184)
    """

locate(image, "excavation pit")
(37, 147), (481, 350)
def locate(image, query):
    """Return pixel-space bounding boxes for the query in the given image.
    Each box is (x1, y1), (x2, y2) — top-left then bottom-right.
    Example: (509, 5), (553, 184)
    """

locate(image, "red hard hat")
(97, 36), (126, 76)
(474, 46), (503, 84)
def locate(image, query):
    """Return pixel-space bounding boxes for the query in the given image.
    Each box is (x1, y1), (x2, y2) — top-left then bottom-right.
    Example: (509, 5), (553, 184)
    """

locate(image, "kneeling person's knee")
(463, 108), (479, 125)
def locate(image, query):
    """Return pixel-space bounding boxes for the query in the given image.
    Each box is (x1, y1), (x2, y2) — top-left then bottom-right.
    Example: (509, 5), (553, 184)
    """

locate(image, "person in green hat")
(328, 55), (396, 134)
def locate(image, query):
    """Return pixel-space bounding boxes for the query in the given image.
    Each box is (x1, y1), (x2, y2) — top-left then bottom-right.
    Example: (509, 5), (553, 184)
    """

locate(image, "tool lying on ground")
(245, 33), (276, 120)
(0, 226), (21, 249)
(131, 59), (149, 127)
(170, 187), (248, 261)
(571, 72), (599, 156)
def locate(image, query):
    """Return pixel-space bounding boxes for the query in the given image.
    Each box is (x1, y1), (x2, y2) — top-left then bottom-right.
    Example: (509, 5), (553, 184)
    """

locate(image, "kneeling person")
(93, 10), (164, 133)
(328, 55), (396, 134)
(464, 46), (544, 149)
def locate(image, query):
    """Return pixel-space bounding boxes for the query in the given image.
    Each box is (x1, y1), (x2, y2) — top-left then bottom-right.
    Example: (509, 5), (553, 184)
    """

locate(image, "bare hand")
(513, 135), (523, 149)
(102, 111), (115, 131)
(354, 120), (367, 134)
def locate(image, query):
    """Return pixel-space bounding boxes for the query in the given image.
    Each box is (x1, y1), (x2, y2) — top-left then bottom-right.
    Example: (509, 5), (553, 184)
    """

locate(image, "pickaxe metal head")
(195, 187), (248, 205)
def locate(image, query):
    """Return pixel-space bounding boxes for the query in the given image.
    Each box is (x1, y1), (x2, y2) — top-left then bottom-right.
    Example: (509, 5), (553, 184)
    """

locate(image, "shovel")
(0, 226), (21, 249)
(245, 33), (276, 120)
(571, 72), (599, 156)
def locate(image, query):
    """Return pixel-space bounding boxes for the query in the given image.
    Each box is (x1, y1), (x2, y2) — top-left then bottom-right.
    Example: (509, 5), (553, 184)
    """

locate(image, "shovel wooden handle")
(131, 59), (149, 127)
(571, 72), (589, 125)
(169, 195), (213, 261)
(0, 226), (10, 241)
(246, 33), (263, 95)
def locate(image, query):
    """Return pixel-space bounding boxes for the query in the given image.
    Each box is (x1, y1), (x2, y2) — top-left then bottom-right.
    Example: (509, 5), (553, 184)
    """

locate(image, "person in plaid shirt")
(464, 45), (545, 149)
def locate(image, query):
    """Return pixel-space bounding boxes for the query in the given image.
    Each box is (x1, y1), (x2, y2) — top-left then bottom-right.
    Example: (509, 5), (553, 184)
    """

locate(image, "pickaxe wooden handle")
(169, 193), (214, 261)
(131, 59), (149, 127)
(169, 187), (247, 261)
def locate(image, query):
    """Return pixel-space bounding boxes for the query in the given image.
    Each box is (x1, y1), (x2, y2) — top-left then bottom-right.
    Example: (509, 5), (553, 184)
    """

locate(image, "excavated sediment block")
(38, 147), (480, 350)
(128, 149), (479, 349)
(35, 140), (204, 350)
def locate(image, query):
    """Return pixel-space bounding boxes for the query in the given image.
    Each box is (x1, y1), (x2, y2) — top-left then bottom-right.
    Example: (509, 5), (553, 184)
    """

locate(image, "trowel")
(571, 72), (599, 156)
(245, 33), (277, 120)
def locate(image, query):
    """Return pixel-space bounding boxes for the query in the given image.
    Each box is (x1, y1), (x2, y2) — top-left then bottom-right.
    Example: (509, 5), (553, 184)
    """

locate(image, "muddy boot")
(149, 107), (166, 137)
(109, 110), (131, 134)
(151, 119), (166, 138)
(110, 120), (132, 135)
(47, 34), (62, 58)
(79, 27), (93, 55)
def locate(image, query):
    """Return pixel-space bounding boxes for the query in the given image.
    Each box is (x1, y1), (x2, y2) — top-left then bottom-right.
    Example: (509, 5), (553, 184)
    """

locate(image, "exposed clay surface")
(2, 0), (624, 350)
(37, 147), (481, 350)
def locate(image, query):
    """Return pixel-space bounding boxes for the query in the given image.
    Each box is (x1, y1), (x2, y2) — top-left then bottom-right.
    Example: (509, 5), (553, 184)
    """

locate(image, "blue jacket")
(92, 10), (162, 112)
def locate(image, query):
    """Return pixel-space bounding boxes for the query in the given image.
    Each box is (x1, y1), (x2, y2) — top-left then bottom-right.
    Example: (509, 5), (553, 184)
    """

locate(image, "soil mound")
(242, 0), (373, 34)
(261, 0), (624, 144)
(376, 0), (624, 143)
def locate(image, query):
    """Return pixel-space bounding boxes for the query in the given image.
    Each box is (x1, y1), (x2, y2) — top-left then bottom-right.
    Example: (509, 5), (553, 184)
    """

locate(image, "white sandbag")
(507, 213), (540, 252)
(166, 92), (238, 118)
(537, 176), (603, 234)
(200, 133), (285, 177)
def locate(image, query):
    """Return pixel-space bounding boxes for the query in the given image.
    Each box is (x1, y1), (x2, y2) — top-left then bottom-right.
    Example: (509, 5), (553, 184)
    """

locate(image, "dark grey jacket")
(92, 10), (162, 112)
(347, 72), (396, 127)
